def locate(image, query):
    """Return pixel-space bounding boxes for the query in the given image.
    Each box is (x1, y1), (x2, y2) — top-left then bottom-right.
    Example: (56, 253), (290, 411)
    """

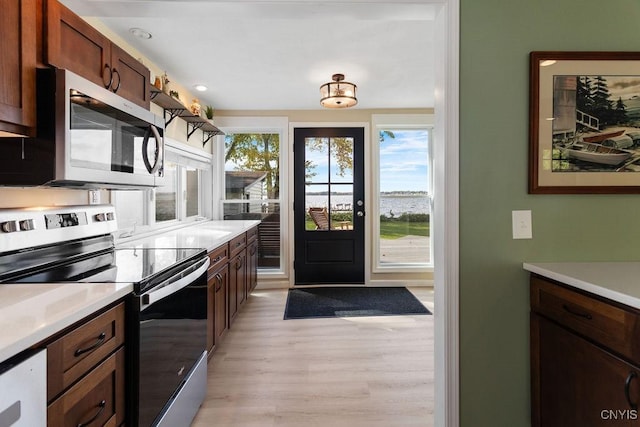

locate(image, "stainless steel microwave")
(0, 68), (164, 189)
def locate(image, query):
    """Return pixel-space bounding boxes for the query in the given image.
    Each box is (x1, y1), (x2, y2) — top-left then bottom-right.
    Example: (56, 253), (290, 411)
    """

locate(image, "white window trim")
(371, 114), (435, 273)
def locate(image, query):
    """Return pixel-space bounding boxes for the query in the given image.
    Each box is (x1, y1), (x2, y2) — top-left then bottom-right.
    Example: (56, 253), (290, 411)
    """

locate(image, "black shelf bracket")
(187, 121), (205, 140)
(202, 130), (221, 146)
(164, 108), (184, 127)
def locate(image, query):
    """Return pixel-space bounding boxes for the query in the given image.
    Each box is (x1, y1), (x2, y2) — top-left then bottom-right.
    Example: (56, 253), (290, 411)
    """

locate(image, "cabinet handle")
(103, 64), (112, 89)
(74, 332), (106, 357)
(215, 273), (223, 290)
(212, 255), (222, 263)
(111, 68), (121, 92)
(561, 304), (593, 320)
(77, 399), (106, 427)
(625, 372), (638, 410)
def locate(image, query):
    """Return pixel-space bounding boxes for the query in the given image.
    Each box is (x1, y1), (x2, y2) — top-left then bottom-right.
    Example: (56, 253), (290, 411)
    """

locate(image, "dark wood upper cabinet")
(0, 0), (37, 136)
(44, 0), (150, 109)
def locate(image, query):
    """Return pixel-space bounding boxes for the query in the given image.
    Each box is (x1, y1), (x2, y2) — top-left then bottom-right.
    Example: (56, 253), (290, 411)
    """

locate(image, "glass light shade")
(320, 74), (357, 108)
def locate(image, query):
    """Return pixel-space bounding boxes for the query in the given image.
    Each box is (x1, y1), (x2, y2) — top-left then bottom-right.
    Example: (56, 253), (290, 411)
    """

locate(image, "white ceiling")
(60, 0), (436, 111)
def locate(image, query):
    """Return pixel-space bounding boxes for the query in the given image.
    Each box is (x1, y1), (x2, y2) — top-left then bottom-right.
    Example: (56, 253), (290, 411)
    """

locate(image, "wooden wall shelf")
(150, 87), (224, 146)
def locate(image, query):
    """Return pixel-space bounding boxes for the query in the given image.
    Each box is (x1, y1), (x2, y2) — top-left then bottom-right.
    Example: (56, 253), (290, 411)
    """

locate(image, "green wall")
(460, 0), (640, 425)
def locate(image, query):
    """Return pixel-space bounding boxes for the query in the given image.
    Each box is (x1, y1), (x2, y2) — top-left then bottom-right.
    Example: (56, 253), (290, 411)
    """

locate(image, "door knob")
(357, 211), (364, 217)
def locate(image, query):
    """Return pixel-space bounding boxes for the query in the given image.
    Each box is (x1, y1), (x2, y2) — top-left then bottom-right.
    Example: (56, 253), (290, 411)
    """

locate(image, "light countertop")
(1, 220), (259, 364)
(523, 262), (640, 310)
(0, 282), (132, 363)
(116, 220), (260, 251)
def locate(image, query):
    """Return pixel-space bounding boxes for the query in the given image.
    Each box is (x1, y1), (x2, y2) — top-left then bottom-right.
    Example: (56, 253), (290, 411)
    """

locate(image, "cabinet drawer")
(531, 275), (640, 360)
(47, 302), (125, 401)
(229, 233), (247, 256)
(48, 347), (125, 427)
(246, 226), (258, 243)
(208, 243), (229, 274)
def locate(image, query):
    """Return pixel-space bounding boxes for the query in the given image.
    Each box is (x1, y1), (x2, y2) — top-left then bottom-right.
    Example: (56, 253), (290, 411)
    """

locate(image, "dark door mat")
(284, 286), (431, 320)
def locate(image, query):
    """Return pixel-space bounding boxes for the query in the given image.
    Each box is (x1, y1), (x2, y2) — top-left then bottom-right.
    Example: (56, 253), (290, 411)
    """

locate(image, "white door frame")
(433, 0), (460, 426)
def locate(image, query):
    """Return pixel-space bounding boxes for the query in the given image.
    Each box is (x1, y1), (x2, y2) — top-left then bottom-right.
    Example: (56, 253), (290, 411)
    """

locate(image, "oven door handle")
(140, 257), (210, 311)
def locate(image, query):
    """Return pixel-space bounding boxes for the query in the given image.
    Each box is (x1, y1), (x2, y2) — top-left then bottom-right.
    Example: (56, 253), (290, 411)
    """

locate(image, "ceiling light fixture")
(194, 84), (208, 92)
(129, 27), (152, 40)
(320, 73), (357, 108)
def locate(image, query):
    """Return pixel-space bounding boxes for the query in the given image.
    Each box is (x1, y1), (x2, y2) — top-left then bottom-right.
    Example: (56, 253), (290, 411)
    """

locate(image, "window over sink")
(112, 138), (212, 237)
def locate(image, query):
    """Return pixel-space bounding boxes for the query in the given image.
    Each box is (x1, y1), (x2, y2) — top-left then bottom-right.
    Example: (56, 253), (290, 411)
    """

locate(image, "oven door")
(129, 256), (209, 427)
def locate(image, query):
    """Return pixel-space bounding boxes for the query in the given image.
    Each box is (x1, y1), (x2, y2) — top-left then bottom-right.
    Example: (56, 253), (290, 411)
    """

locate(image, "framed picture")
(529, 51), (640, 193)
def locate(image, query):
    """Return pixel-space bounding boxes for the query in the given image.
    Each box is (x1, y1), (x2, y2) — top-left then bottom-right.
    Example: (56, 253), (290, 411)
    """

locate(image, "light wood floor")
(192, 287), (434, 427)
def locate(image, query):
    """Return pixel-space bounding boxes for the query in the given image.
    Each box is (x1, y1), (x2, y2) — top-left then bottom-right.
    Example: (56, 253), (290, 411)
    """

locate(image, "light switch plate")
(512, 210), (532, 239)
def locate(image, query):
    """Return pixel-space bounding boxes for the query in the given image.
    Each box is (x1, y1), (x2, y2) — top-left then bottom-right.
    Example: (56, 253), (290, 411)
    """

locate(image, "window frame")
(213, 117), (289, 279)
(371, 114), (434, 273)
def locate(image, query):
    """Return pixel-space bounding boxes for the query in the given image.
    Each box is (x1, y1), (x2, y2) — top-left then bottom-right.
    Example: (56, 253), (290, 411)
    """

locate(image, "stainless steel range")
(0, 205), (209, 427)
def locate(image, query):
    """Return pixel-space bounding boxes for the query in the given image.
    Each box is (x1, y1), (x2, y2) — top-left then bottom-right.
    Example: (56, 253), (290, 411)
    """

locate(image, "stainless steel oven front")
(126, 253), (209, 427)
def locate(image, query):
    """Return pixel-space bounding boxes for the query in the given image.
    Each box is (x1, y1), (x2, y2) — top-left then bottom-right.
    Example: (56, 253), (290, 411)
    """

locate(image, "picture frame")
(529, 51), (640, 194)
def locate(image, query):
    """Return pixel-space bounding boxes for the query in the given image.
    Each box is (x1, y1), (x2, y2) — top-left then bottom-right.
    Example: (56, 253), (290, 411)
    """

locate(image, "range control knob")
(94, 213), (107, 222)
(1, 221), (18, 233)
(19, 219), (35, 231)
(106, 212), (115, 221)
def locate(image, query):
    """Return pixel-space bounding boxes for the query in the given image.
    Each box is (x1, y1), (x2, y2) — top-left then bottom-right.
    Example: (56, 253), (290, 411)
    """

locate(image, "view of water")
(306, 194), (430, 216)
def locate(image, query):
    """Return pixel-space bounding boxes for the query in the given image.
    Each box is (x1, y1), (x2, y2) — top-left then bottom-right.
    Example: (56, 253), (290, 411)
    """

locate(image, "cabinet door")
(48, 347), (125, 427)
(533, 314), (640, 427)
(0, 0), (36, 135)
(247, 239), (258, 294)
(110, 43), (151, 109)
(45, 0), (111, 89)
(214, 264), (229, 345)
(207, 273), (215, 356)
(228, 251), (246, 324)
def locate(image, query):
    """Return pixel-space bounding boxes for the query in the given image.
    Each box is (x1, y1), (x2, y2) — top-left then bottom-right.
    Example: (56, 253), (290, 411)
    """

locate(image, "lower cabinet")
(247, 234), (258, 294)
(228, 249), (246, 325)
(48, 348), (125, 427)
(214, 264), (229, 346)
(531, 275), (640, 427)
(45, 301), (126, 427)
(206, 228), (258, 356)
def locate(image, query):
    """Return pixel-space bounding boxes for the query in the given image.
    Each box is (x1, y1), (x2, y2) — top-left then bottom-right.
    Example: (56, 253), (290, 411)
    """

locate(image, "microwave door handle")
(142, 125), (163, 174)
(140, 257), (210, 311)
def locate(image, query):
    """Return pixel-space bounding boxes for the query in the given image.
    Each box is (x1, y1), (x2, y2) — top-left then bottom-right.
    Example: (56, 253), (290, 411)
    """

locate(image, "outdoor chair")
(308, 207), (351, 230)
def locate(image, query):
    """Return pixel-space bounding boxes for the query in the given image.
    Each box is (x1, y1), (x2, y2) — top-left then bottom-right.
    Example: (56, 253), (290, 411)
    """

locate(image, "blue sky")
(379, 130), (429, 192)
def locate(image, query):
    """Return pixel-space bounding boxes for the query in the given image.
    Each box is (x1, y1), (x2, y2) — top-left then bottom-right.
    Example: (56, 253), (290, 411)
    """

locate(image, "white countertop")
(0, 220), (259, 364)
(0, 282), (132, 363)
(523, 262), (640, 310)
(116, 220), (260, 251)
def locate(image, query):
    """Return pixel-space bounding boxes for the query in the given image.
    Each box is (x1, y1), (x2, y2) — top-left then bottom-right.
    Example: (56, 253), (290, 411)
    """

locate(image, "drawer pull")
(77, 399), (106, 427)
(625, 372), (638, 410)
(74, 332), (106, 357)
(212, 255), (222, 263)
(562, 304), (593, 320)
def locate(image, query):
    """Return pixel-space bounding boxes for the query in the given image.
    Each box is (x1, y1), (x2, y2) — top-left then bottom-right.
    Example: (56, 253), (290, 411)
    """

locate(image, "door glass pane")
(305, 184), (328, 231)
(378, 129), (430, 264)
(329, 137), (354, 183)
(329, 183), (353, 230)
(305, 137), (329, 183)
